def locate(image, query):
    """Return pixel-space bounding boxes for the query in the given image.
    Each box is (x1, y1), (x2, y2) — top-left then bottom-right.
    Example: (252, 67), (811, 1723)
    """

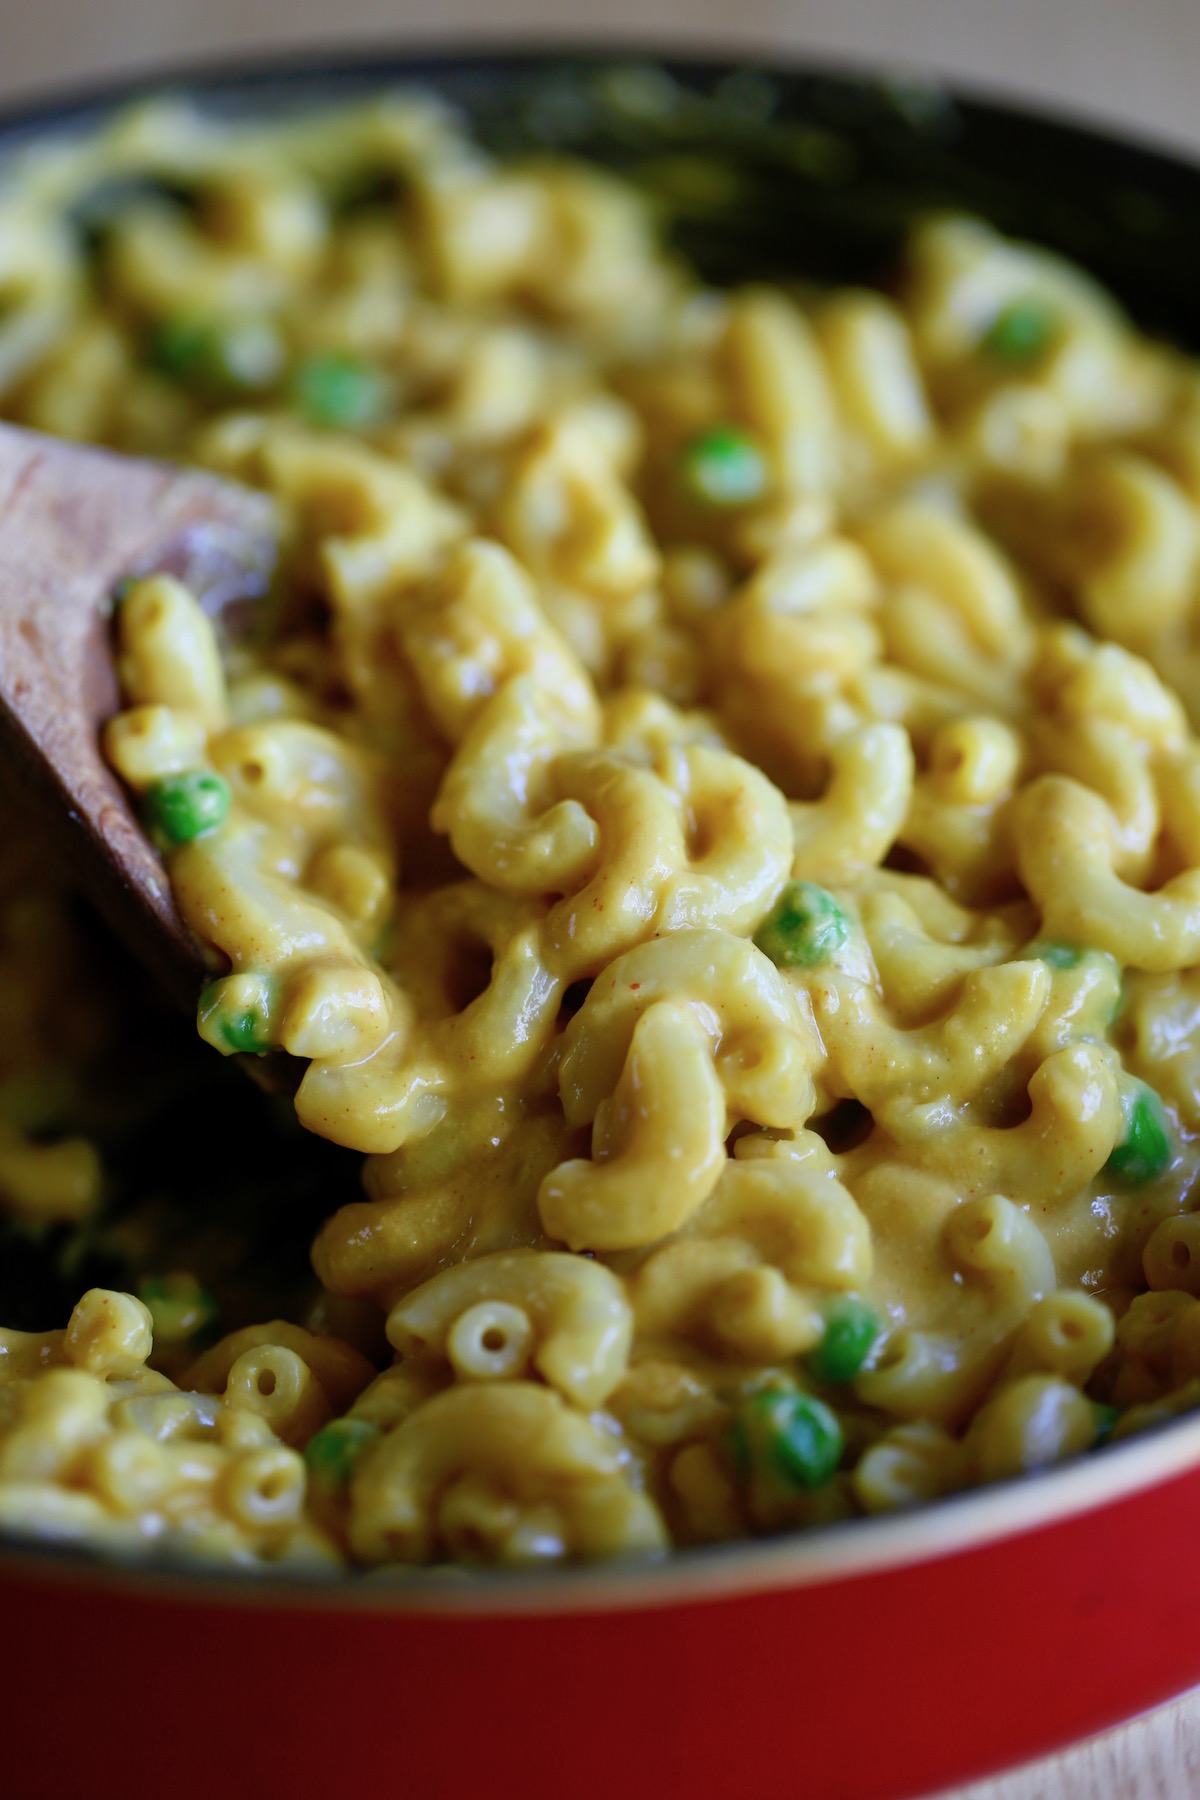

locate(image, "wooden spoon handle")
(0, 421), (276, 1008)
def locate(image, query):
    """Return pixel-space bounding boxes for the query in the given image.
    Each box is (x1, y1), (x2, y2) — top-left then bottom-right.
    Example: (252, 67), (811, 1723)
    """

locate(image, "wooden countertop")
(3, 2), (1199, 1793)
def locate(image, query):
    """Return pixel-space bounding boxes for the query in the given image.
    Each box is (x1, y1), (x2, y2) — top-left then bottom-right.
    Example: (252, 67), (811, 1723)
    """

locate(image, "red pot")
(6, 1413), (1200, 1800)
(5, 47), (1200, 1800)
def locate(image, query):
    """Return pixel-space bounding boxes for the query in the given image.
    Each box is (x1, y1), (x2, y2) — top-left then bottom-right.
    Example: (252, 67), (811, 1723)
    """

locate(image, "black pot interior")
(3, 48), (1200, 345)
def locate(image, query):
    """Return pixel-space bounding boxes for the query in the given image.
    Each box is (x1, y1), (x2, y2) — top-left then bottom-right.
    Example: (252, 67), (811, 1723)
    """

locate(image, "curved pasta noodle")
(1028, 716), (1159, 881)
(632, 1159), (871, 1361)
(1006, 1291), (1116, 1384)
(347, 1382), (667, 1564)
(184, 1321), (375, 1416)
(858, 503), (1032, 661)
(430, 676), (599, 895)
(296, 889), (562, 1152)
(880, 1042), (1123, 1205)
(386, 1249), (633, 1408)
(210, 720), (391, 854)
(496, 416), (660, 605)
(533, 744), (792, 981)
(963, 1375), (1097, 1482)
(257, 431), (468, 615)
(813, 959), (1050, 1109)
(1066, 453), (1198, 644)
(852, 1421), (963, 1513)
(558, 928), (820, 1130)
(943, 1194), (1056, 1313)
(901, 714), (1023, 901)
(114, 576), (229, 729)
(173, 818), (397, 1067)
(720, 288), (838, 495)
(854, 1328), (1003, 1430)
(855, 885), (1024, 1020)
(539, 931), (821, 1250)
(313, 1103), (574, 1301)
(789, 724), (914, 880)
(539, 998), (727, 1251)
(816, 290), (933, 466)
(1016, 775), (1200, 971)
(398, 537), (599, 744)
(707, 537), (882, 792)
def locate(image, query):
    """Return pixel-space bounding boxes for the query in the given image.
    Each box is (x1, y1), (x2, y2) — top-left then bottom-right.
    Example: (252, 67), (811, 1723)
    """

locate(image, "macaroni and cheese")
(2, 89), (1200, 1571)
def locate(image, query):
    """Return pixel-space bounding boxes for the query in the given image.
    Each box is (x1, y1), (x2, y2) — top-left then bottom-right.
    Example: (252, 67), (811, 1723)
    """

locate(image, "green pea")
(138, 1272), (218, 1345)
(1091, 1402), (1120, 1447)
(1106, 1079), (1172, 1185)
(141, 770), (230, 847)
(150, 315), (284, 394)
(1029, 940), (1083, 970)
(730, 1389), (843, 1492)
(212, 1005), (264, 1055)
(755, 881), (849, 968)
(198, 973), (274, 1056)
(808, 1298), (879, 1384)
(304, 1419), (380, 1487)
(982, 298), (1057, 364)
(289, 351), (391, 429)
(678, 424), (768, 508)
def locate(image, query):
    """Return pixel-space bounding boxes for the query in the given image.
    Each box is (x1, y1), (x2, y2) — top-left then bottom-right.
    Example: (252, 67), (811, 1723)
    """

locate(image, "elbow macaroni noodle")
(5, 91), (1200, 1570)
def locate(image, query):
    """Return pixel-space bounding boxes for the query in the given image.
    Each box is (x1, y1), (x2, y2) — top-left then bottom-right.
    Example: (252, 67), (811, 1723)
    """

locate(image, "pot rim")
(1, 35), (1198, 174)
(3, 1401), (1200, 1615)
(3, 37), (1200, 1620)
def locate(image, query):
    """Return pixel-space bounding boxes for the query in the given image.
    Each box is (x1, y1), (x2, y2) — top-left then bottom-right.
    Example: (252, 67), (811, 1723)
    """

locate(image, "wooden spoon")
(0, 420), (277, 1010)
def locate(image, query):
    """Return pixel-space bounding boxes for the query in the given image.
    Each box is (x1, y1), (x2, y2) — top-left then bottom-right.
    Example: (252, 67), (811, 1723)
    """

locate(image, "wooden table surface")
(3, 2), (1200, 1794)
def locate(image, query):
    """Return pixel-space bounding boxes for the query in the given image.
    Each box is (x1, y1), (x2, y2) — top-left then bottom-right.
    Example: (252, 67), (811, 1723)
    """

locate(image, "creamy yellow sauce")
(3, 92), (1200, 1569)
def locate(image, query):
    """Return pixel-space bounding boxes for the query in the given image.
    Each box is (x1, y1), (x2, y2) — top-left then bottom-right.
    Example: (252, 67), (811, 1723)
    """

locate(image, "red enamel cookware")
(4, 47), (1200, 1800)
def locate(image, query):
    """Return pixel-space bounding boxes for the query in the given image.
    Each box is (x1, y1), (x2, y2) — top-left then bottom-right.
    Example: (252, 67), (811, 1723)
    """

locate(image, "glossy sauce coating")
(3, 95), (1200, 1568)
